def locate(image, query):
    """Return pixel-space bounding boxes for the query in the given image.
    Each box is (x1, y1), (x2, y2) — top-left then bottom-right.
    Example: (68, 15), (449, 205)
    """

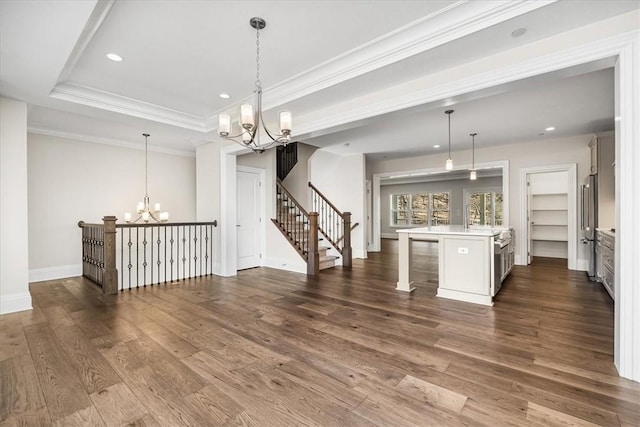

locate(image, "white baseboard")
(29, 264), (82, 283)
(264, 257), (307, 275)
(353, 249), (367, 259)
(514, 254), (524, 265)
(575, 258), (589, 272)
(0, 292), (32, 315)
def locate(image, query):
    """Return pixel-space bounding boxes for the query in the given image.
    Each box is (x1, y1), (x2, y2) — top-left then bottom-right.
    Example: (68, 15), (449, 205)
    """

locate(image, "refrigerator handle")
(581, 184), (588, 231)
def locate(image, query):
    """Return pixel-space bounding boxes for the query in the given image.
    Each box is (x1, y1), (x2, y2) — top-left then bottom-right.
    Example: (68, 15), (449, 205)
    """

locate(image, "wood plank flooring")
(1, 239), (638, 426)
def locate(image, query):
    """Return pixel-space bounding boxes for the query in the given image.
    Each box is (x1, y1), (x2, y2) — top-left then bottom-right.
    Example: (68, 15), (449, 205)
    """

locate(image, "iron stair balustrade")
(308, 182), (358, 268)
(276, 142), (298, 181)
(273, 179), (319, 276)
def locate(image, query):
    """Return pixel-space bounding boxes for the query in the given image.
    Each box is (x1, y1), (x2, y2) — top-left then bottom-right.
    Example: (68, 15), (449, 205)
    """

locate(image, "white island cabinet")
(396, 226), (511, 306)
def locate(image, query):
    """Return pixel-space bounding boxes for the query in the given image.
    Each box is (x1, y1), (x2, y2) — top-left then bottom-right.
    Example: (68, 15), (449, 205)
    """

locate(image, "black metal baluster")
(164, 226), (167, 283)
(143, 227), (147, 287)
(119, 228), (123, 291)
(204, 225), (209, 276)
(157, 226), (161, 285)
(199, 225), (203, 277)
(136, 227), (140, 288)
(182, 225), (186, 279)
(176, 226), (180, 281)
(193, 226), (197, 278)
(127, 228), (132, 290)
(171, 226), (175, 282)
(150, 227), (154, 286)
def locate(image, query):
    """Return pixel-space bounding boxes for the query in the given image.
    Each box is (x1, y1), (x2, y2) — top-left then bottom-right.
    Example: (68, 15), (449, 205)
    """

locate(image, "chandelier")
(124, 133), (169, 223)
(217, 17), (292, 154)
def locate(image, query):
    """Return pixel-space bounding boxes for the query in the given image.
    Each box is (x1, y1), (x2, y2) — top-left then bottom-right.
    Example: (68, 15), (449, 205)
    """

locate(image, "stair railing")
(276, 142), (298, 180)
(273, 179), (319, 276)
(308, 182), (356, 268)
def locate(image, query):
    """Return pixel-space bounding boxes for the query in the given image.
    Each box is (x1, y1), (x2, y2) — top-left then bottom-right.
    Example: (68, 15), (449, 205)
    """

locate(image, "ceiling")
(1, 1), (638, 156)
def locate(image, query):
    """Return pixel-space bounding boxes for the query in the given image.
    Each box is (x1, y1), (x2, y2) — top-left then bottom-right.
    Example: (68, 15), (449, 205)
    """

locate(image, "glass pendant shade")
(470, 170), (477, 180)
(218, 113), (231, 135)
(445, 158), (453, 170)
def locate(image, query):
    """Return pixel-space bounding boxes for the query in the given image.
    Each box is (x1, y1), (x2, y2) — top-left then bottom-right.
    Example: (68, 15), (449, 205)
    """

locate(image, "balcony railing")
(79, 217), (217, 294)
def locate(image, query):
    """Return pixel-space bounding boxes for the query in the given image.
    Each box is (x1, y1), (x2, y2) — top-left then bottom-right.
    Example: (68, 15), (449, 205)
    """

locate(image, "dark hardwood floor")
(2, 239), (638, 426)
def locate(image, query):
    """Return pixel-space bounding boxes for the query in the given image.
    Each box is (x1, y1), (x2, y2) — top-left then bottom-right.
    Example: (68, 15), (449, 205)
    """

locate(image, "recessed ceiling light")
(545, 126), (556, 131)
(106, 53), (123, 62)
(511, 28), (527, 38)
(433, 144), (440, 148)
(219, 93), (230, 99)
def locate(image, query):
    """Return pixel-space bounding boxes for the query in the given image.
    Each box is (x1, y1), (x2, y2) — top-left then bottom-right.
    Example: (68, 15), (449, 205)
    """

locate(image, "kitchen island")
(396, 225), (512, 306)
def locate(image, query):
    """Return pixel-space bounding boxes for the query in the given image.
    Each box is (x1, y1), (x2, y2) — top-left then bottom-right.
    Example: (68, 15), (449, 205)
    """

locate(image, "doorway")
(236, 166), (265, 270)
(519, 164), (577, 270)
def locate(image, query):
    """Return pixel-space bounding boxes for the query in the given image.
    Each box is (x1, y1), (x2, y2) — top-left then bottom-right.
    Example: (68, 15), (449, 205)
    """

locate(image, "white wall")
(309, 150), (367, 258)
(368, 134), (592, 266)
(0, 97), (31, 314)
(196, 141), (222, 273)
(28, 133), (196, 281)
(380, 176), (502, 236)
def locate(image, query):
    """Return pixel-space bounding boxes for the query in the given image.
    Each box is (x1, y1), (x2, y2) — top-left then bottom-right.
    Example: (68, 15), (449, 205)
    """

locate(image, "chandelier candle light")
(218, 17), (292, 153)
(124, 133), (169, 223)
(470, 132), (477, 180)
(445, 110), (454, 171)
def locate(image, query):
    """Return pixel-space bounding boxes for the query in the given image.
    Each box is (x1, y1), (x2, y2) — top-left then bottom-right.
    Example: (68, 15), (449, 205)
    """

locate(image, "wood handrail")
(277, 178), (311, 216)
(308, 181), (344, 217)
(80, 220), (218, 229)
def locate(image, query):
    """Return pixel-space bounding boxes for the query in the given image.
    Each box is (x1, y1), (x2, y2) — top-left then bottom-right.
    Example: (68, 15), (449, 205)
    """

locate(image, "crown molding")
(292, 30), (639, 140)
(50, 82), (208, 132)
(55, 0), (116, 84)
(50, 0), (555, 133)
(27, 125), (196, 157)
(233, 0), (557, 113)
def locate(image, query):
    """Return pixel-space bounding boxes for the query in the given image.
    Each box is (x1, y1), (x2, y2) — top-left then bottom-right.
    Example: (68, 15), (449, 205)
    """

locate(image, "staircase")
(273, 144), (352, 276)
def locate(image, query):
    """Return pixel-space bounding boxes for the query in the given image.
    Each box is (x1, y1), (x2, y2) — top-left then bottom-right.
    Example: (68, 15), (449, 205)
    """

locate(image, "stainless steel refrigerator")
(581, 174), (597, 279)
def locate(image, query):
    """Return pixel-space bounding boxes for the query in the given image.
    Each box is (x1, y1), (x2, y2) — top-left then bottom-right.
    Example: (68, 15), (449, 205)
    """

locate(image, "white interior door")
(527, 175), (533, 264)
(236, 168), (263, 270)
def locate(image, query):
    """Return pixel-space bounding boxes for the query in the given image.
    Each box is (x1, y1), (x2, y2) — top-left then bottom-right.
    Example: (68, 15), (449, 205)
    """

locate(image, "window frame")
(463, 187), (504, 227)
(389, 191), (450, 227)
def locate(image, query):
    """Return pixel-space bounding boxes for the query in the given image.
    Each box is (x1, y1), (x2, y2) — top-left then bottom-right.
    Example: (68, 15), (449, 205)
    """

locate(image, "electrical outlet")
(458, 247), (469, 254)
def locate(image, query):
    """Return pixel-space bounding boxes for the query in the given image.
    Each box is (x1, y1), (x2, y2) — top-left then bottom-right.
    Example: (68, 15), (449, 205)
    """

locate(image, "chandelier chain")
(255, 25), (261, 88)
(144, 133), (149, 196)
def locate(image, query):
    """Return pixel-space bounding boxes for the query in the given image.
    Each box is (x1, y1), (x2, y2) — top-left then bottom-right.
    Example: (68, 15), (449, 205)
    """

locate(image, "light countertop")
(396, 225), (507, 237)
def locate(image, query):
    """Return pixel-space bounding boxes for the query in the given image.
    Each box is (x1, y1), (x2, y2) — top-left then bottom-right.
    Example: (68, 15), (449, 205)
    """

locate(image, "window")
(390, 192), (450, 226)
(466, 190), (503, 226)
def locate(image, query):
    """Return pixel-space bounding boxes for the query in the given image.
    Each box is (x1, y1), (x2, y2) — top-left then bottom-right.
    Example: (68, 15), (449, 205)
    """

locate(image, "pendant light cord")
(143, 133), (150, 198)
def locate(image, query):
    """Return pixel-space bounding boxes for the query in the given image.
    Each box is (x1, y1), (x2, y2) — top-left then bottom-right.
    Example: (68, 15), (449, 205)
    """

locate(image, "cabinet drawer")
(602, 248), (614, 272)
(602, 266), (614, 300)
(601, 234), (614, 250)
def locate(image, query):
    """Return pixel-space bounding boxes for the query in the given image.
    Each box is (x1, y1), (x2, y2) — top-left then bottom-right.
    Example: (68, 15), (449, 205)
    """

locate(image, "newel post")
(342, 211), (352, 268)
(102, 216), (118, 294)
(307, 212), (319, 277)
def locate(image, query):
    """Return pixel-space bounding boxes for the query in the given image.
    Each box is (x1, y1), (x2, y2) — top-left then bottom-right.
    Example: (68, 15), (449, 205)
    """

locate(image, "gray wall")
(380, 176), (502, 237)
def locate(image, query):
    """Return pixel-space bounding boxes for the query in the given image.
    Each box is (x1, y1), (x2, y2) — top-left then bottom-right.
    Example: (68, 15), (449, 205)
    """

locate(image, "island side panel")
(437, 235), (493, 306)
(396, 232), (415, 292)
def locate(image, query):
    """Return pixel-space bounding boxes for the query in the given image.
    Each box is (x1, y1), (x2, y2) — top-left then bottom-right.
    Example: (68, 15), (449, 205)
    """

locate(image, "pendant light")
(470, 132), (477, 180)
(445, 110), (454, 170)
(124, 133), (169, 223)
